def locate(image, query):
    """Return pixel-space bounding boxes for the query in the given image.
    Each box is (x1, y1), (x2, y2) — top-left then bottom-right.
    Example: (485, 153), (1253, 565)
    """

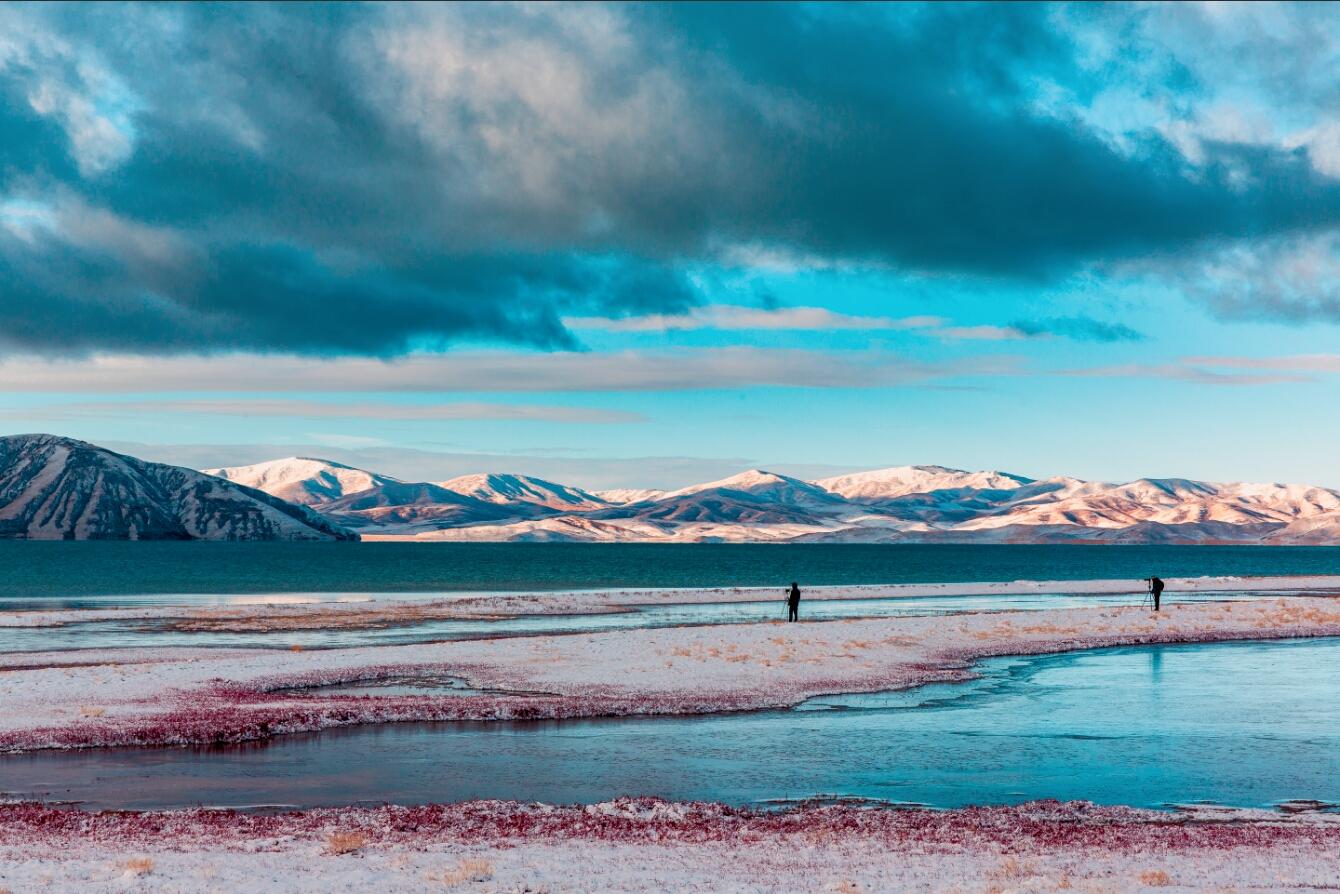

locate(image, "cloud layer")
(5, 3), (1340, 357)
(7, 399), (644, 424)
(565, 306), (946, 332)
(0, 349), (1012, 393)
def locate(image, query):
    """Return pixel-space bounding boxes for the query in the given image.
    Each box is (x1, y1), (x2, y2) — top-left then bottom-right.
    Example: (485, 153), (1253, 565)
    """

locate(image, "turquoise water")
(5, 638), (1337, 811)
(7, 542), (1340, 599)
(0, 590), (1288, 652)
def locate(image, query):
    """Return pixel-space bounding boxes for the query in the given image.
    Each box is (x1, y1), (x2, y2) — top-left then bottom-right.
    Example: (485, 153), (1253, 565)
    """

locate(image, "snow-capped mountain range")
(11, 434), (1340, 544)
(0, 435), (356, 540)
(202, 453), (1340, 545)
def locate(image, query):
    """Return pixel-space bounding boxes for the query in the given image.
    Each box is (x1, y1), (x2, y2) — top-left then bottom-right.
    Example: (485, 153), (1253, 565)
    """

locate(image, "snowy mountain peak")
(814, 465), (1033, 503)
(662, 469), (825, 500)
(594, 488), (667, 505)
(1, 435), (355, 541)
(439, 473), (610, 510)
(26, 433), (1340, 544)
(204, 456), (398, 506)
(1125, 478), (1219, 496)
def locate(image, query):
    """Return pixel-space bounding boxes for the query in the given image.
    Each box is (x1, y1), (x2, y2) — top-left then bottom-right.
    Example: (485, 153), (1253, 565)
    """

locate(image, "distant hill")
(204, 457), (398, 506)
(439, 473), (611, 510)
(813, 465), (1034, 503)
(194, 448), (1340, 544)
(0, 435), (357, 540)
(593, 488), (667, 505)
(314, 481), (519, 530)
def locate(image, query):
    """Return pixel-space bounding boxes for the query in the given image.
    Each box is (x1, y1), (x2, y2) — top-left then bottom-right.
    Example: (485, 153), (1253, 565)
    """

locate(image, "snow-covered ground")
(3, 595), (1340, 751)
(4, 573), (1337, 632)
(191, 450), (1340, 541)
(1, 799), (1337, 892)
(201, 453), (1340, 543)
(5, 573), (1334, 629)
(0, 435), (354, 541)
(5, 583), (1340, 890)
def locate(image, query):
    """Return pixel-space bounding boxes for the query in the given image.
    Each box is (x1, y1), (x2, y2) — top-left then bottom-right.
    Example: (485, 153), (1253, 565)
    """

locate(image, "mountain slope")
(618, 470), (859, 526)
(182, 450), (1340, 545)
(440, 473), (610, 510)
(955, 478), (1340, 532)
(661, 470), (847, 506)
(814, 465), (1033, 503)
(315, 482), (520, 531)
(0, 435), (356, 540)
(204, 457), (398, 506)
(593, 488), (667, 504)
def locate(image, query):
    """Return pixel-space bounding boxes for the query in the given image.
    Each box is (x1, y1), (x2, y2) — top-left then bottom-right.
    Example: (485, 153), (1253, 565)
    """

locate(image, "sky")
(5, 2), (1340, 489)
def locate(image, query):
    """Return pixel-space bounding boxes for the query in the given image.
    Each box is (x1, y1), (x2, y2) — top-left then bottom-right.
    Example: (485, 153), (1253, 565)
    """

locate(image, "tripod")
(1141, 578), (1162, 611)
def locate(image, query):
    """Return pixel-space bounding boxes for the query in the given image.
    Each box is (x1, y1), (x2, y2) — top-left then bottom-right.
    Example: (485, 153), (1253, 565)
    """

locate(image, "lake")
(8, 542), (1340, 598)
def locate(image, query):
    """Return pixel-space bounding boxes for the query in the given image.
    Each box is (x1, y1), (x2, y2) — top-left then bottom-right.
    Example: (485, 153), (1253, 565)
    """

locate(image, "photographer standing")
(1145, 576), (1165, 612)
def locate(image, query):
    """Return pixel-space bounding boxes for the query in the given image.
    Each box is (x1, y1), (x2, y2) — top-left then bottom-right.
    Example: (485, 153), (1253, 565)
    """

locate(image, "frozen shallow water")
(4, 637), (1337, 811)
(0, 589), (1284, 651)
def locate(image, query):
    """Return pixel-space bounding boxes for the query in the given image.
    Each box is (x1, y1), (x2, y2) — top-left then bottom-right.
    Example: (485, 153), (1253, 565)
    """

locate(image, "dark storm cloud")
(3, 2), (1340, 356)
(0, 227), (699, 355)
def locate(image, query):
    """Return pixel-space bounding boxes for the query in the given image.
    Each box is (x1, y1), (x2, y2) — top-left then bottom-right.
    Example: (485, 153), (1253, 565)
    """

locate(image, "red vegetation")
(1, 798), (1334, 854)
(4, 614), (1339, 753)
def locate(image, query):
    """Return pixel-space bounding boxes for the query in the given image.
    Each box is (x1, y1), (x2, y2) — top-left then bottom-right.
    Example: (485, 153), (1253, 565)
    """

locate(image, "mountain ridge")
(204, 457), (400, 506)
(11, 434), (1340, 544)
(0, 435), (357, 541)
(192, 447), (1340, 545)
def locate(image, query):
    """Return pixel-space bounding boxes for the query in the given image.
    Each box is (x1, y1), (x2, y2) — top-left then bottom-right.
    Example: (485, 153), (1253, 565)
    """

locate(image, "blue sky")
(4, 2), (1340, 489)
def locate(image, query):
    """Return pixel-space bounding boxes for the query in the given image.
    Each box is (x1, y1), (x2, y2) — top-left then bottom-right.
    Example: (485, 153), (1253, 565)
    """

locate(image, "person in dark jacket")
(1146, 576), (1165, 611)
(786, 582), (801, 622)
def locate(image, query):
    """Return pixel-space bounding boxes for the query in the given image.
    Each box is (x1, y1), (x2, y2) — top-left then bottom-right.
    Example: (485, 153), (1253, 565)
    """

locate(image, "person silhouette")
(1146, 576), (1165, 612)
(786, 582), (801, 622)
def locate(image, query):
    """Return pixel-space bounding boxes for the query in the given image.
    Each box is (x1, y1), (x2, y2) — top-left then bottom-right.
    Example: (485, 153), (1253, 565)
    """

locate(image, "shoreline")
(5, 573), (1340, 632)
(3, 597), (1338, 752)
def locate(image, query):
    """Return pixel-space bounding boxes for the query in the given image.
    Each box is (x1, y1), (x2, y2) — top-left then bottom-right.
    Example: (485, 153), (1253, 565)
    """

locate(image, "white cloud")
(1186, 354), (1340, 373)
(4, 398), (644, 424)
(1050, 2), (1340, 178)
(1289, 122), (1340, 181)
(0, 190), (192, 280)
(0, 348), (1011, 393)
(932, 325), (1030, 341)
(304, 433), (392, 449)
(1155, 232), (1340, 323)
(0, 6), (138, 176)
(360, 3), (720, 233)
(1060, 362), (1312, 386)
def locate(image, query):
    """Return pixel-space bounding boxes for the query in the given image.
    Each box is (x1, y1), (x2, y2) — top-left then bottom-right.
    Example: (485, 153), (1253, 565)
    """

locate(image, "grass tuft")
(1139, 869), (1172, 886)
(325, 831), (368, 855)
(429, 857), (495, 886)
(122, 857), (154, 876)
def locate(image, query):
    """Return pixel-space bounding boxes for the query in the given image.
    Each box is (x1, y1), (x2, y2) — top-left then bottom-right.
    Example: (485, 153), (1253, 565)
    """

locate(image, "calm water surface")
(8, 542), (1340, 599)
(5, 638), (1336, 811)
